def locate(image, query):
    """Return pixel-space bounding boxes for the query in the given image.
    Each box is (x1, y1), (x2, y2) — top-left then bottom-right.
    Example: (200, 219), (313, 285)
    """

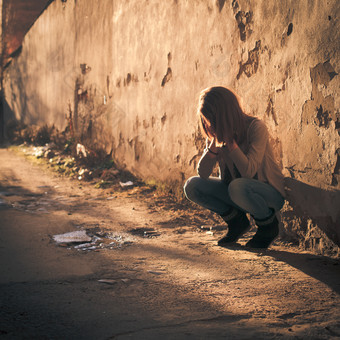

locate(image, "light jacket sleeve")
(197, 138), (217, 179)
(229, 120), (268, 178)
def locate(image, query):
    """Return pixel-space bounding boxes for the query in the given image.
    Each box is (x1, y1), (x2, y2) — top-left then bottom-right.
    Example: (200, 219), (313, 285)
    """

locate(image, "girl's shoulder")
(247, 118), (268, 141)
(248, 117), (267, 131)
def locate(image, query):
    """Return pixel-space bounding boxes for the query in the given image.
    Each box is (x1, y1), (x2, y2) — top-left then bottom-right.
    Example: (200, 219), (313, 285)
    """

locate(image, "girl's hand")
(207, 137), (219, 156)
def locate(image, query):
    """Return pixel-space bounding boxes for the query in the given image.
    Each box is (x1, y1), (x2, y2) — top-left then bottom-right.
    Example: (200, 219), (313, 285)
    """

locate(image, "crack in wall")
(265, 97), (278, 126)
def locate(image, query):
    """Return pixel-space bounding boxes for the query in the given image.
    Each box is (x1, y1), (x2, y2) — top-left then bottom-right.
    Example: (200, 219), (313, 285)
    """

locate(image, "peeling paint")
(232, 0), (253, 42)
(302, 61), (337, 127)
(236, 40), (261, 79)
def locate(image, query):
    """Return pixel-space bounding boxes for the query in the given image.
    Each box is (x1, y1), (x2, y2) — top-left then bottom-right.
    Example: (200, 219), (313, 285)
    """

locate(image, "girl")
(184, 86), (285, 248)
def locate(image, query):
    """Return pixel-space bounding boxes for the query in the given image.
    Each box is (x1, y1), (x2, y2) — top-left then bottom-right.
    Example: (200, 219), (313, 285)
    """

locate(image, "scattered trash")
(119, 181), (134, 187)
(53, 230), (92, 244)
(84, 246), (97, 251)
(53, 227), (135, 252)
(98, 279), (117, 285)
(77, 168), (92, 181)
(206, 230), (214, 236)
(74, 242), (97, 249)
(129, 227), (161, 238)
(200, 224), (226, 232)
(106, 196), (115, 200)
(76, 143), (87, 158)
(33, 147), (44, 158)
(147, 270), (164, 275)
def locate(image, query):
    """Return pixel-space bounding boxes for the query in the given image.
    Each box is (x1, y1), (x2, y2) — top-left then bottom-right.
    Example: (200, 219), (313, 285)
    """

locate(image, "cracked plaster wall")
(3, 0), (340, 256)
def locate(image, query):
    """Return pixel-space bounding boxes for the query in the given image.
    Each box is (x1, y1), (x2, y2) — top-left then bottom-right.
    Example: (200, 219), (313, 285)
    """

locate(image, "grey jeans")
(183, 176), (285, 220)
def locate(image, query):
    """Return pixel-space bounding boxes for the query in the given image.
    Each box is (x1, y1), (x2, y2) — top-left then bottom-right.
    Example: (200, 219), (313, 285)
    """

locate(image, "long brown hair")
(197, 86), (253, 145)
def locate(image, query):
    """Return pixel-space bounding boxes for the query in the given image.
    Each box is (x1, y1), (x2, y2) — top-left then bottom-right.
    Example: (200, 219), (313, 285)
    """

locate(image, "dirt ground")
(1, 146), (340, 340)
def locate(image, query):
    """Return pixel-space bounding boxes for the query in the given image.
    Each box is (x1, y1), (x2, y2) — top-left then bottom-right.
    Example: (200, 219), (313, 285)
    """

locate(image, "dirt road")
(1, 147), (340, 340)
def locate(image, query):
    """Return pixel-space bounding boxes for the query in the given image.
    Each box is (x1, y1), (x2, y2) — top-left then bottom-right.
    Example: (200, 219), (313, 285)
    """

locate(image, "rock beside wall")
(3, 0), (340, 256)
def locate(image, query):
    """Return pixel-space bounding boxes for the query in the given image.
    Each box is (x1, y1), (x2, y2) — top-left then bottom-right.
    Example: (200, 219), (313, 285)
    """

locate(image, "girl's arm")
(228, 120), (268, 178)
(197, 138), (219, 178)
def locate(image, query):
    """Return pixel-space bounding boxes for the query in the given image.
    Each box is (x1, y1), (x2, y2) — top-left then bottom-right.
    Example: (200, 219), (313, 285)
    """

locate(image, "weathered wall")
(3, 0), (340, 255)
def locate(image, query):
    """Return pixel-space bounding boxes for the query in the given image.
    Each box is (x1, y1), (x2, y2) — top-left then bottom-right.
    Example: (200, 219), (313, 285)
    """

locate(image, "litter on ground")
(53, 230), (92, 244)
(119, 181), (134, 187)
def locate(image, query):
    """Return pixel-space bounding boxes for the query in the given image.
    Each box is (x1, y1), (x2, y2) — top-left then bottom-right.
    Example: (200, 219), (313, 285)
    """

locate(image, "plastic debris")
(76, 143), (87, 158)
(98, 279), (117, 285)
(53, 230), (92, 244)
(33, 147), (44, 158)
(119, 181), (134, 187)
(53, 228), (134, 251)
(74, 242), (97, 249)
(83, 246), (97, 251)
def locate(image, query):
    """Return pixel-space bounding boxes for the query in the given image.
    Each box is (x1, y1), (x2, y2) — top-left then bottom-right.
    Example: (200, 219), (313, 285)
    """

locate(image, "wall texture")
(3, 0), (340, 256)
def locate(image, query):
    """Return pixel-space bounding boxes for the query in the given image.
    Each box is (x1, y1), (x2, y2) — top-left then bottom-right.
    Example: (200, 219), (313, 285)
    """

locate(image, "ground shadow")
(0, 96), (16, 143)
(219, 242), (340, 294)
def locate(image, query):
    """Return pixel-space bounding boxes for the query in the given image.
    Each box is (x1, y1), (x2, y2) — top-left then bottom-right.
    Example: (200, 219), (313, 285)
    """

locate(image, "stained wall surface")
(3, 0), (340, 255)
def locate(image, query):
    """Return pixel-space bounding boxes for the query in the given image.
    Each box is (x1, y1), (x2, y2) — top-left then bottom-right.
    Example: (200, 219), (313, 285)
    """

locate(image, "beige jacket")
(197, 118), (286, 197)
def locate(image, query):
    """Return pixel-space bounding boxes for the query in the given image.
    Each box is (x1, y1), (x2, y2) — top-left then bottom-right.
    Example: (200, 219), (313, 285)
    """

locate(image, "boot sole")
(245, 234), (279, 249)
(217, 225), (251, 245)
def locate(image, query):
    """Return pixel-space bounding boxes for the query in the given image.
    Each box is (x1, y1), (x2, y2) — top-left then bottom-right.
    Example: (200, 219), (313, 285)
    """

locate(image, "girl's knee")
(228, 178), (248, 200)
(183, 176), (200, 197)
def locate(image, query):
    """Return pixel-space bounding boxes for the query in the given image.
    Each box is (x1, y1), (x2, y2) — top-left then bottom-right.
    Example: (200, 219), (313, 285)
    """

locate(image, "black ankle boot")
(245, 212), (279, 249)
(218, 209), (250, 245)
